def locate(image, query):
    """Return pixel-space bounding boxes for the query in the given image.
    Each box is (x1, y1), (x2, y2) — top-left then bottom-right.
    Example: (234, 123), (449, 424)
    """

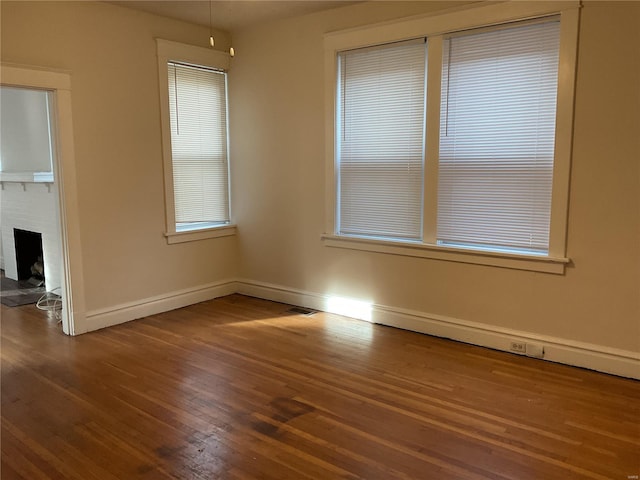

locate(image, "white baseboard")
(236, 279), (640, 380)
(78, 277), (639, 379)
(81, 280), (237, 334)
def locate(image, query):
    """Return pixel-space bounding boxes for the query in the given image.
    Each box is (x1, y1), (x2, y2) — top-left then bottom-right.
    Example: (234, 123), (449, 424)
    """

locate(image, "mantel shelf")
(0, 172), (54, 183)
(0, 172), (55, 191)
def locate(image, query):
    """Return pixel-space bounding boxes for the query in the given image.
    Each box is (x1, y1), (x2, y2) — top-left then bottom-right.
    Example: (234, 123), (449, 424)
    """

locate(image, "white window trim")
(323, 1), (580, 274)
(156, 39), (236, 244)
(322, 234), (569, 274)
(164, 224), (237, 245)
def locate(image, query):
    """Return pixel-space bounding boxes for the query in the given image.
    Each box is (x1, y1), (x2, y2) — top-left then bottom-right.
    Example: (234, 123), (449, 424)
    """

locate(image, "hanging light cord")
(209, 0), (215, 47)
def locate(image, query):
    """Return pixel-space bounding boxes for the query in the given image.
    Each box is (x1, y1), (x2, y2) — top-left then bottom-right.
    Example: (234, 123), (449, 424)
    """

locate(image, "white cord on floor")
(36, 287), (62, 322)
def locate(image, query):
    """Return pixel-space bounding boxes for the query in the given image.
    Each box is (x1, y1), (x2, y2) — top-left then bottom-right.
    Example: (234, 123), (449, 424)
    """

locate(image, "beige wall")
(1, 1), (638, 354)
(229, 1), (640, 352)
(1, 1), (238, 311)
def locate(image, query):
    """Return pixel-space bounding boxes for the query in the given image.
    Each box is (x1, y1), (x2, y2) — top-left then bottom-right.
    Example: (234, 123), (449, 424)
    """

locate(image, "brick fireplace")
(0, 177), (61, 292)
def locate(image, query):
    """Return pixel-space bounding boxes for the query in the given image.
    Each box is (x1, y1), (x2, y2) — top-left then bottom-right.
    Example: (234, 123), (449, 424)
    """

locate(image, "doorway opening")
(1, 65), (86, 334)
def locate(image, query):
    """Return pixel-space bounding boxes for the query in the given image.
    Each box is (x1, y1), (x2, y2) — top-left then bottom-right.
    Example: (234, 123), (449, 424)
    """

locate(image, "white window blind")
(337, 41), (427, 240)
(168, 62), (229, 228)
(0, 87), (54, 173)
(437, 21), (560, 254)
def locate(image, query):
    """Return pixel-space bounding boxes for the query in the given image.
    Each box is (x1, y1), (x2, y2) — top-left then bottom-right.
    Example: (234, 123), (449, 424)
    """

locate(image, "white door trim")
(1, 63), (86, 334)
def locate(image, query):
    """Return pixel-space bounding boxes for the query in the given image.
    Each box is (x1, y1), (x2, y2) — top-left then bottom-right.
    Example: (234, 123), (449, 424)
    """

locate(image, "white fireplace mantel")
(0, 171), (54, 183)
(0, 172), (54, 192)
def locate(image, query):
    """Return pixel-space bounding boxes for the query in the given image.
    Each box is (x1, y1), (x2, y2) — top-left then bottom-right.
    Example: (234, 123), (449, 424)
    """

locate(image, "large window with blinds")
(338, 41), (426, 241)
(437, 22), (559, 255)
(332, 11), (577, 269)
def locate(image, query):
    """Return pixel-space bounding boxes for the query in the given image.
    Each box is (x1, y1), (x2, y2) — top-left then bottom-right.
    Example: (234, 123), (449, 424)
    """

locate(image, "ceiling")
(109, 1), (360, 32)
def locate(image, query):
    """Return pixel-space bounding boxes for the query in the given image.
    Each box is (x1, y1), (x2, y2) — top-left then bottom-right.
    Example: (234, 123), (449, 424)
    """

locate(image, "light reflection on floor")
(220, 295), (375, 345)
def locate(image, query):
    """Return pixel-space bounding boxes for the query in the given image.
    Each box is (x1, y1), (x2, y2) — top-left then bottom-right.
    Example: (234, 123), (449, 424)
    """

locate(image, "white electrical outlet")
(526, 343), (544, 358)
(510, 341), (526, 353)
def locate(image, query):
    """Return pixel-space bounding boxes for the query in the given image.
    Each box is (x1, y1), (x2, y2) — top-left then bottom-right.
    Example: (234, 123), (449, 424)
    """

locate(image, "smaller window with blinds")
(167, 62), (230, 232)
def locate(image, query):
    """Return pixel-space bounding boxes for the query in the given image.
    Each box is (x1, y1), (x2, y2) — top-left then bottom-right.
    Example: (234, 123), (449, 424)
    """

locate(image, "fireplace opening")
(14, 228), (45, 287)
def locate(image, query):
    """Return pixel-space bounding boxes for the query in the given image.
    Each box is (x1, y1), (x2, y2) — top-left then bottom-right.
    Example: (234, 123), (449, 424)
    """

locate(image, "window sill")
(165, 224), (237, 244)
(321, 234), (569, 274)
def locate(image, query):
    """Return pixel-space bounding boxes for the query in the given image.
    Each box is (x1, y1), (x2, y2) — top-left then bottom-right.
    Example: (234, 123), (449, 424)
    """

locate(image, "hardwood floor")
(1, 294), (638, 479)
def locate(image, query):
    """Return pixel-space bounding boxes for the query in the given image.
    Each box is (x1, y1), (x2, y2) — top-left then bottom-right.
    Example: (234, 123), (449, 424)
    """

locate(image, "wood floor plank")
(2, 294), (639, 479)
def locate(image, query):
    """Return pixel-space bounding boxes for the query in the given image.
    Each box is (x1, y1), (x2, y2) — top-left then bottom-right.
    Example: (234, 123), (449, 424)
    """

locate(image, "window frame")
(323, 1), (580, 274)
(156, 39), (236, 244)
